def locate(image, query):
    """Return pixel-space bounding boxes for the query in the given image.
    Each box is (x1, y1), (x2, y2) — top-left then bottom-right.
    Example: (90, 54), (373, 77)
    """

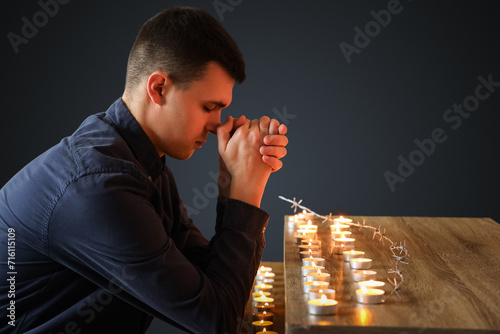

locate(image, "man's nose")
(206, 110), (222, 135)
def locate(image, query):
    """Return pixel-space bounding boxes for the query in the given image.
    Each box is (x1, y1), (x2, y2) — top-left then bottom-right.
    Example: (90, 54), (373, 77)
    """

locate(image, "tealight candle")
(334, 236), (355, 247)
(352, 270), (377, 282)
(357, 280), (386, 289)
(294, 233), (308, 244)
(297, 229), (317, 239)
(252, 310), (274, 322)
(331, 230), (352, 239)
(308, 294), (338, 315)
(343, 250), (365, 261)
(301, 263), (325, 276)
(255, 277), (275, 286)
(301, 238), (321, 247)
(257, 266), (273, 275)
(349, 258), (372, 270)
(299, 220), (318, 231)
(330, 223), (350, 232)
(298, 243), (320, 253)
(306, 269), (331, 282)
(333, 236), (355, 254)
(302, 256), (325, 267)
(252, 320), (273, 332)
(333, 216), (353, 225)
(300, 249), (321, 259)
(303, 280), (329, 293)
(308, 288), (336, 300)
(256, 329), (278, 334)
(254, 302), (275, 313)
(254, 283), (273, 293)
(252, 291), (271, 301)
(256, 272), (275, 282)
(356, 286), (385, 304)
(254, 295), (274, 305)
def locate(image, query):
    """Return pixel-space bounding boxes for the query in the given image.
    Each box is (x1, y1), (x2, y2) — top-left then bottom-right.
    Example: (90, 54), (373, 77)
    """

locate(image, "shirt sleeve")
(47, 171), (269, 334)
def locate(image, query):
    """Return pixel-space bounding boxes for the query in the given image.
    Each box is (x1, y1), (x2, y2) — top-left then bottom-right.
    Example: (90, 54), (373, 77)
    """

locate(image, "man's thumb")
(217, 116), (234, 153)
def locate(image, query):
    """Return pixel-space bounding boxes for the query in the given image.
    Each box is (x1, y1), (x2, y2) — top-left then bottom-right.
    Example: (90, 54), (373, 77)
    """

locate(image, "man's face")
(154, 62), (235, 160)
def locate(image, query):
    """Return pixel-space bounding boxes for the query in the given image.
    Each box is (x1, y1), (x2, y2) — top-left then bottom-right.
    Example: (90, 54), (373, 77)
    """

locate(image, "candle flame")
(260, 320), (264, 325)
(264, 303), (269, 306)
(308, 242), (312, 247)
(361, 286), (368, 294)
(260, 266), (265, 271)
(303, 209), (307, 214)
(316, 269), (321, 275)
(263, 311), (267, 315)
(263, 329), (267, 333)
(312, 262), (316, 269)
(340, 216), (344, 219)
(259, 291), (264, 296)
(313, 281), (319, 286)
(319, 289), (323, 293)
(336, 227), (340, 233)
(260, 284), (265, 288)
(308, 249), (312, 255)
(320, 294), (328, 305)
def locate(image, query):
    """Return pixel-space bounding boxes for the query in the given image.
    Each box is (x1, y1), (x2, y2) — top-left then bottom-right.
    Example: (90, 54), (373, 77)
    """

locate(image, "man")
(0, 6), (288, 334)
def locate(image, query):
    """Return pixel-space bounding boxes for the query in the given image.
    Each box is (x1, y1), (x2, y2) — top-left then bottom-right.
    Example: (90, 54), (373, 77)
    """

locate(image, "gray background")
(1, 1), (499, 333)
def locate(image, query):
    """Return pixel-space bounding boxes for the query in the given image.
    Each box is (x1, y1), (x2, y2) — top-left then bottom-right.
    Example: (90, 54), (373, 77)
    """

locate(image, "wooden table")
(284, 216), (500, 333)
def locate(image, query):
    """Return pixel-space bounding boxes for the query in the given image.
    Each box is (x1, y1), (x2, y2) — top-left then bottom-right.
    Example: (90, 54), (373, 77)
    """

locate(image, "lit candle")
(334, 235), (355, 247)
(301, 262), (325, 276)
(357, 280), (386, 289)
(333, 235), (355, 254)
(254, 283), (273, 293)
(349, 258), (372, 270)
(257, 266), (273, 275)
(254, 295), (274, 305)
(254, 302), (275, 313)
(252, 310), (274, 322)
(302, 256), (325, 267)
(298, 243), (320, 253)
(255, 277), (275, 286)
(299, 248), (321, 259)
(256, 328), (278, 334)
(356, 285), (385, 304)
(256, 271), (275, 282)
(331, 229), (352, 239)
(301, 238), (321, 247)
(306, 269), (330, 282)
(299, 220), (318, 231)
(308, 294), (338, 315)
(352, 270), (377, 282)
(297, 228), (317, 238)
(333, 216), (353, 225)
(343, 250), (365, 261)
(252, 320), (273, 332)
(303, 280), (329, 293)
(308, 288), (336, 300)
(252, 290), (271, 301)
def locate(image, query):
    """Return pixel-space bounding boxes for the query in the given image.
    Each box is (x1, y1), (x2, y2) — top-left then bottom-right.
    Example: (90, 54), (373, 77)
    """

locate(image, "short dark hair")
(124, 6), (245, 92)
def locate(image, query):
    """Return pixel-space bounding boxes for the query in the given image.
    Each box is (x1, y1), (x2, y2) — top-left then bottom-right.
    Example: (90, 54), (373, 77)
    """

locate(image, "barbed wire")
(279, 195), (409, 302)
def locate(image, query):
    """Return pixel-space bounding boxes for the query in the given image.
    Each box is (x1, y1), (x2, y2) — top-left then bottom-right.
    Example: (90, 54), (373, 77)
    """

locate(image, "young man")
(0, 6), (288, 334)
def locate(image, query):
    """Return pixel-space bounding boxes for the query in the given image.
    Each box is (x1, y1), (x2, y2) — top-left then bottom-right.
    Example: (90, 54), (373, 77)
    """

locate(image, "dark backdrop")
(2, 1), (499, 333)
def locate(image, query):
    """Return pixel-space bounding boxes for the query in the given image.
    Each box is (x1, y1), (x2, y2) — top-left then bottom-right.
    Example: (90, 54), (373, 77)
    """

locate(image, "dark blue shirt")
(0, 98), (269, 334)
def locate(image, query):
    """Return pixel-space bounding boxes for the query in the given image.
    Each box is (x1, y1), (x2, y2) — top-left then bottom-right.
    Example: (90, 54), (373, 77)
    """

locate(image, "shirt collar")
(105, 98), (165, 180)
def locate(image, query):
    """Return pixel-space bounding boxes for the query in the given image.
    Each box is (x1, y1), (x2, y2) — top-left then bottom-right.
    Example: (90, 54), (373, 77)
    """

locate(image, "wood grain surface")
(284, 216), (500, 334)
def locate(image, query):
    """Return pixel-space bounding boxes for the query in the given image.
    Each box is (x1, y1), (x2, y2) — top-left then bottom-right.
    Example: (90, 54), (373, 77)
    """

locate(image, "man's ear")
(146, 71), (170, 105)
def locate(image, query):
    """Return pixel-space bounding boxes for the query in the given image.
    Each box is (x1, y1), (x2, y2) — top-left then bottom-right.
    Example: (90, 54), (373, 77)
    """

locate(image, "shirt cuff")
(219, 198), (269, 239)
